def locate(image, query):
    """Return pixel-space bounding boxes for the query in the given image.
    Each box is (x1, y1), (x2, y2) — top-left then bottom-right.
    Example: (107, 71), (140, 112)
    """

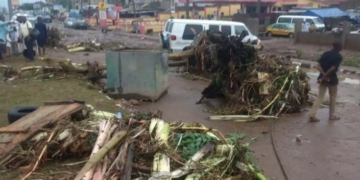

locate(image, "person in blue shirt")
(34, 17), (48, 57)
(0, 14), (13, 63)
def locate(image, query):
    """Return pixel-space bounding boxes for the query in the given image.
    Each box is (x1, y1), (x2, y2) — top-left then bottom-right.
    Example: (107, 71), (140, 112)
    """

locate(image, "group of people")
(0, 14), (48, 63)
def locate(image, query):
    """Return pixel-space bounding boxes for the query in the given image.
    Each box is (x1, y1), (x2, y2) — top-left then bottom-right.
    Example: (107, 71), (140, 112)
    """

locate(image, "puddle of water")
(342, 78), (360, 85)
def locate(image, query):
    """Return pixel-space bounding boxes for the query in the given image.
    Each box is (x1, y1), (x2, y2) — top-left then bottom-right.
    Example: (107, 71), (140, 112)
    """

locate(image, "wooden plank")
(0, 103), (85, 161)
(0, 127), (29, 133)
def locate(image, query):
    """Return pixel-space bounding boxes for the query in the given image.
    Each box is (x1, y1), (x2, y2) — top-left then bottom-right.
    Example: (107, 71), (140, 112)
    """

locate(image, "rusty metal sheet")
(0, 103), (85, 161)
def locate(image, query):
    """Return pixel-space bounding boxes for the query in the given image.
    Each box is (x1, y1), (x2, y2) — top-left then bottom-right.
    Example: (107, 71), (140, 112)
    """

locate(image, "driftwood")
(121, 143), (134, 180)
(168, 49), (194, 61)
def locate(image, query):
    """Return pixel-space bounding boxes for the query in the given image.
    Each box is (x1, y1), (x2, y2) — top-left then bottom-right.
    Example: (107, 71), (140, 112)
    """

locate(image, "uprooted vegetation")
(170, 30), (311, 119)
(1, 103), (266, 180)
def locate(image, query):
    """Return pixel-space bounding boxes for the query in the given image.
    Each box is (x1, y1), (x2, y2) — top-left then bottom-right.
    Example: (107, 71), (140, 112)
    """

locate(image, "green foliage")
(343, 58), (360, 67)
(19, 3), (34, 10)
(173, 133), (218, 159)
(225, 132), (246, 145)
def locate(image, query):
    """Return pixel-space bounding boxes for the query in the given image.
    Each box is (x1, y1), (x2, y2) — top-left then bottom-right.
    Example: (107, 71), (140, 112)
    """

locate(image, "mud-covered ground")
(1, 21), (360, 180)
(262, 38), (360, 67)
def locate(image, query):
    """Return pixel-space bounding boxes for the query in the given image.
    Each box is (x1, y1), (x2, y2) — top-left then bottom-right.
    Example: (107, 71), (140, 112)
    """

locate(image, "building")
(11, 0), (19, 9)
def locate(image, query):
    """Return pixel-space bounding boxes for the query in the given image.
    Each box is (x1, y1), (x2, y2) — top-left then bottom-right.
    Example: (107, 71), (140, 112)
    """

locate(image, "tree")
(0, 6), (7, 14)
(19, 3), (34, 10)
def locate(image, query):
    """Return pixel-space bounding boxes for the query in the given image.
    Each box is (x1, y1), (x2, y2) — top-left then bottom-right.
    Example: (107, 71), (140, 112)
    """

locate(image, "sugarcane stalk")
(248, 164), (267, 180)
(82, 120), (112, 180)
(68, 46), (86, 52)
(74, 130), (128, 180)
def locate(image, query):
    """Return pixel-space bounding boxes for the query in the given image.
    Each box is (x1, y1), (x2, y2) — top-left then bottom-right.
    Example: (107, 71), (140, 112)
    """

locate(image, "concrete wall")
(346, 34), (360, 51)
(295, 32), (360, 51)
(294, 21), (360, 52)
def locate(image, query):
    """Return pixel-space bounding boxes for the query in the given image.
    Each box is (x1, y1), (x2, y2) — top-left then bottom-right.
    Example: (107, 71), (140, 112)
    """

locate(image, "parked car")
(64, 17), (88, 30)
(266, 23), (295, 38)
(41, 15), (52, 23)
(27, 15), (37, 25)
(350, 29), (360, 34)
(276, 15), (326, 32)
(162, 19), (262, 52)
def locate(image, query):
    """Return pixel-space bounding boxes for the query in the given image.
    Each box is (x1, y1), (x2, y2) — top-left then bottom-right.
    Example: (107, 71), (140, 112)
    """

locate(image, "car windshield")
(286, 24), (295, 29)
(313, 18), (323, 24)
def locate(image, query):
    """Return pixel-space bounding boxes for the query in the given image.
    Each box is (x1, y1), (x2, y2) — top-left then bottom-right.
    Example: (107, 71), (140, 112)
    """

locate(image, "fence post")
(253, 18), (259, 37)
(246, 18), (254, 33)
(264, 17), (271, 27)
(294, 19), (302, 44)
(341, 21), (351, 49)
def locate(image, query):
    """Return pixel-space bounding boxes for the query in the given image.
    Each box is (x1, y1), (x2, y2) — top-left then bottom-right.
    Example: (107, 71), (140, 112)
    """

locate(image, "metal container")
(106, 49), (168, 101)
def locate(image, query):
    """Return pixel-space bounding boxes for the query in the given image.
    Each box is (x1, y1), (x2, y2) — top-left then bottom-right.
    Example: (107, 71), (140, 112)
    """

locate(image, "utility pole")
(256, 0), (260, 13)
(7, 0), (13, 20)
(185, 0), (190, 18)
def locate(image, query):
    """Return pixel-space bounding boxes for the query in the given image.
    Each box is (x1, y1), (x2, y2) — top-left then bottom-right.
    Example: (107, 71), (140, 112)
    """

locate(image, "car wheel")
(288, 33), (294, 39)
(8, 106), (38, 124)
(267, 32), (272, 37)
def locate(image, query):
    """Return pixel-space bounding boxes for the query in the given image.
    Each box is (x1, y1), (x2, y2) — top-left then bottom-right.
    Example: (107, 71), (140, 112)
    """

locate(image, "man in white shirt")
(18, 16), (33, 53)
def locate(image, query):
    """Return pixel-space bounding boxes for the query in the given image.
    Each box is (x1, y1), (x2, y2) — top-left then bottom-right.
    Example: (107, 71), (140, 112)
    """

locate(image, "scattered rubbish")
(0, 58), (107, 90)
(295, 134), (302, 143)
(342, 78), (360, 85)
(0, 101), (267, 180)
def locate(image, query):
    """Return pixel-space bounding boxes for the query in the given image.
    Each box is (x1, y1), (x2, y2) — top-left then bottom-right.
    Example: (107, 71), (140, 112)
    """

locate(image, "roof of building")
(302, 8), (349, 19)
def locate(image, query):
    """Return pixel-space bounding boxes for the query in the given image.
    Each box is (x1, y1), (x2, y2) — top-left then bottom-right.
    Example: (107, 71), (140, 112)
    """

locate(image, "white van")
(276, 15), (326, 32)
(162, 19), (262, 52)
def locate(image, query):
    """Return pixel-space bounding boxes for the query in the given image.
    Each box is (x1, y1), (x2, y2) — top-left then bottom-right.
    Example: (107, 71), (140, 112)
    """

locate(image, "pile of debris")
(46, 27), (62, 47)
(0, 59), (106, 89)
(170, 30), (310, 118)
(66, 41), (127, 53)
(0, 101), (266, 180)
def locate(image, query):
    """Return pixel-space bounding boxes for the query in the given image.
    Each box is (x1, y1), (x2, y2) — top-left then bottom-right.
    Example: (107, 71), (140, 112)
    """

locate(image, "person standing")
(9, 21), (20, 56)
(0, 15), (13, 63)
(309, 42), (343, 122)
(18, 16), (33, 54)
(23, 29), (39, 62)
(35, 17), (48, 57)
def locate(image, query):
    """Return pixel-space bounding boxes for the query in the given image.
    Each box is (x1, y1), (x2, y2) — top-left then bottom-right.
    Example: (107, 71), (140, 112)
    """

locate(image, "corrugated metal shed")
(302, 8), (349, 20)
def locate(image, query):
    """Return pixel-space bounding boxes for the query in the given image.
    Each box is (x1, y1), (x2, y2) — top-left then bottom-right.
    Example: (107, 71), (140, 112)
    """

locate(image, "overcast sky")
(19, 0), (45, 4)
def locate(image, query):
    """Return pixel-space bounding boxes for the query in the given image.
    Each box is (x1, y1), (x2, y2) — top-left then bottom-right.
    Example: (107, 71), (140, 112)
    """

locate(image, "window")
(165, 22), (170, 31)
(182, 24), (203, 40)
(209, 25), (219, 31)
(221, 25), (231, 35)
(169, 22), (174, 32)
(313, 18), (323, 24)
(305, 19), (314, 24)
(278, 17), (291, 23)
(235, 25), (247, 35)
(292, 18), (304, 23)
(273, 24), (282, 28)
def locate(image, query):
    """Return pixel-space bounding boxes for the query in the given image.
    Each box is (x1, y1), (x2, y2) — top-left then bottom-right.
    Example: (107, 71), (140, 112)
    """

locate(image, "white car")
(162, 19), (263, 52)
(350, 29), (360, 34)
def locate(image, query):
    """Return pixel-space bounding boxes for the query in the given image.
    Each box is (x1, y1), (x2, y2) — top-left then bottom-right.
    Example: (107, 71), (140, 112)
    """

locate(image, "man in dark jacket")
(309, 42), (342, 122)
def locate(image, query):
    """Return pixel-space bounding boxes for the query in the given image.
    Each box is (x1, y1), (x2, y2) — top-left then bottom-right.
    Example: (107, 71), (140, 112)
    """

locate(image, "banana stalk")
(149, 153), (171, 180)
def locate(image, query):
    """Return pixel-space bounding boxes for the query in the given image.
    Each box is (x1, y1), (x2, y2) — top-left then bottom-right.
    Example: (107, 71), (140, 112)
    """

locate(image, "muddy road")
(47, 22), (360, 180)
